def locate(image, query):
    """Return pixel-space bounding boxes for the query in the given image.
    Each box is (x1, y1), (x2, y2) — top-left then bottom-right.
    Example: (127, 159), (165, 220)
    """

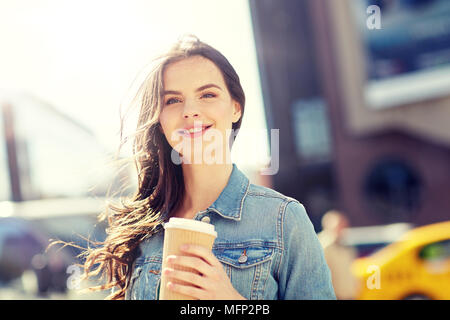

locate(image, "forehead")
(163, 55), (225, 90)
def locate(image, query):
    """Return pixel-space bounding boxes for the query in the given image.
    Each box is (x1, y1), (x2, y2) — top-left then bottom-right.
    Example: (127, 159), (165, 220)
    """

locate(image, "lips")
(179, 124), (213, 138)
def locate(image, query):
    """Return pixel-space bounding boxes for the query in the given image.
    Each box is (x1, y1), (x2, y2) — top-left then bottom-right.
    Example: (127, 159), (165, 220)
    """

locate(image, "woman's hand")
(163, 244), (246, 300)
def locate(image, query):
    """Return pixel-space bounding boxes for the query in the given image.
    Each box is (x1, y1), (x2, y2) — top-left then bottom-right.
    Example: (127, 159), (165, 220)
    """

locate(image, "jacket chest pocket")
(214, 244), (275, 300)
(127, 257), (162, 300)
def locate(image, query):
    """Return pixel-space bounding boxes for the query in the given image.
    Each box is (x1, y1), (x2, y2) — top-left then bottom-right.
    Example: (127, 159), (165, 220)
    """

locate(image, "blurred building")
(249, 0), (450, 230)
(1, 92), (132, 202)
(0, 92), (125, 297)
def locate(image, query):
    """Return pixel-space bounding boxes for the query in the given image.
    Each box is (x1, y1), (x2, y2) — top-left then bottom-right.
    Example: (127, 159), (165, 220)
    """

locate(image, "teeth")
(188, 126), (207, 133)
(188, 128), (202, 133)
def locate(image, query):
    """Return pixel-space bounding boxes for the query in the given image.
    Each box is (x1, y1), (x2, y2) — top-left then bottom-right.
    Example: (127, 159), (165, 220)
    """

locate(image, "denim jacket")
(125, 163), (336, 300)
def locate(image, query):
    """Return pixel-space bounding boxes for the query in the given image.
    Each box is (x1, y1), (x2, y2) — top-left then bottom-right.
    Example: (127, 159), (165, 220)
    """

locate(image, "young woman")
(82, 35), (336, 300)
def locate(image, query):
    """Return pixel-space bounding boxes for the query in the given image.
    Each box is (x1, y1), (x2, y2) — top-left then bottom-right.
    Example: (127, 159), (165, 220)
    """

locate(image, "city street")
(0, 275), (108, 300)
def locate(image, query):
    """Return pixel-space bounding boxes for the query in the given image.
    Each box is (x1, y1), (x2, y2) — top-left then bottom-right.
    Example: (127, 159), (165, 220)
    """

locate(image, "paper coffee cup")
(159, 217), (217, 300)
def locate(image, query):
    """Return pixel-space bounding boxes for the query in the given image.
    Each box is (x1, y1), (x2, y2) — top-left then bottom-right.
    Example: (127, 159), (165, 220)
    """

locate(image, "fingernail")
(163, 268), (173, 275)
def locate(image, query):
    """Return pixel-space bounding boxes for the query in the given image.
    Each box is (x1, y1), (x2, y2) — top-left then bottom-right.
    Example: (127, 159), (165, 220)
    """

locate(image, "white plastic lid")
(164, 217), (217, 238)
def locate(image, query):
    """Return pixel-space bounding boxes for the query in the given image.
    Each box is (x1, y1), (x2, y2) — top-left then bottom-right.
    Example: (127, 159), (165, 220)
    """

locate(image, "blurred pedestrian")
(318, 210), (358, 300)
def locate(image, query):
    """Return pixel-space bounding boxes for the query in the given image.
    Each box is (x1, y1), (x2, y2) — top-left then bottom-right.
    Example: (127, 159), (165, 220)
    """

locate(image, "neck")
(176, 162), (233, 219)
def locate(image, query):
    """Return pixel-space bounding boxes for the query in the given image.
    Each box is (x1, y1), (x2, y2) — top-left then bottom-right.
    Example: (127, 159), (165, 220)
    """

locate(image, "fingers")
(162, 267), (208, 289)
(163, 245), (223, 300)
(166, 254), (212, 277)
(166, 281), (207, 300)
(163, 245), (241, 300)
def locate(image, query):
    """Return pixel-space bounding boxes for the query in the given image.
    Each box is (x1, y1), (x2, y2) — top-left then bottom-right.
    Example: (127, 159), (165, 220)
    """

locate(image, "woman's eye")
(165, 97), (180, 105)
(202, 93), (216, 99)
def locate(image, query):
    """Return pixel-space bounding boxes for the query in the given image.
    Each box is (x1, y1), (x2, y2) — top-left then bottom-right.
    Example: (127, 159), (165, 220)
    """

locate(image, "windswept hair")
(60, 35), (246, 299)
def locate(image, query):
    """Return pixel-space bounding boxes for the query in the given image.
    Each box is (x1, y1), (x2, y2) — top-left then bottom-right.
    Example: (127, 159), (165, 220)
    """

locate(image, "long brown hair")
(76, 35), (246, 299)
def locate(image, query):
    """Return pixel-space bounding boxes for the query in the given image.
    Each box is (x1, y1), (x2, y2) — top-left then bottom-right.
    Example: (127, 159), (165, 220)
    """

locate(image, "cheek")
(158, 109), (186, 151)
(213, 103), (235, 126)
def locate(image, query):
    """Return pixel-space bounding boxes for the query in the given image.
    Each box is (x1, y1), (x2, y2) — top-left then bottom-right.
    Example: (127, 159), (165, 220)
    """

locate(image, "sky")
(0, 0), (270, 171)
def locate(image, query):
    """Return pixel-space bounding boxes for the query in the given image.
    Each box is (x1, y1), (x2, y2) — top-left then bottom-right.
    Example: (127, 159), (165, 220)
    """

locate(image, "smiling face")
(159, 55), (242, 164)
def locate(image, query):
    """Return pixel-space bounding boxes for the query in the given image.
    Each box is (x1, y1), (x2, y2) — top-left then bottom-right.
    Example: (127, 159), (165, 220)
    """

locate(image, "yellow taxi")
(351, 221), (450, 300)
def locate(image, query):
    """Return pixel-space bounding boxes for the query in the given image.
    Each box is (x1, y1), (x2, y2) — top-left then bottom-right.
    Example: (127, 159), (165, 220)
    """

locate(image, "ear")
(232, 101), (242, 124)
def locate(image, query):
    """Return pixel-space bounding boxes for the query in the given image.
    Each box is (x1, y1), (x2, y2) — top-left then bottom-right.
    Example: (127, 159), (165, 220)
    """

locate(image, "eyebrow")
(163, 83), (223, 96)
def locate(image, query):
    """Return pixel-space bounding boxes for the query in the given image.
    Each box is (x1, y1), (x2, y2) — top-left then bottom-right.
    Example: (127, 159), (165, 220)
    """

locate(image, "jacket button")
(201, 216), (211, 224)
(238, 254), (248, 264)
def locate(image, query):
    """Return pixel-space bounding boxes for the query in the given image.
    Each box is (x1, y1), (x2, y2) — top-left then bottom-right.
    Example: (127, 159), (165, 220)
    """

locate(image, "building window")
(363, 158), (423, 222)
(291, 97), (332, 162)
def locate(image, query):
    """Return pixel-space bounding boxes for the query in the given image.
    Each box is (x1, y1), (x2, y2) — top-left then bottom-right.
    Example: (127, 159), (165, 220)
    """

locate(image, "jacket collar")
(207, 163), (249, 221)
(161, 163), (250, 222)
(162, 163), (250, 221)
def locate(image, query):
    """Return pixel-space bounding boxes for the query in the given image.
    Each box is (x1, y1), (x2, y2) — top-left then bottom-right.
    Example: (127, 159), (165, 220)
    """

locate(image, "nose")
(182, 99), (201, 119)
